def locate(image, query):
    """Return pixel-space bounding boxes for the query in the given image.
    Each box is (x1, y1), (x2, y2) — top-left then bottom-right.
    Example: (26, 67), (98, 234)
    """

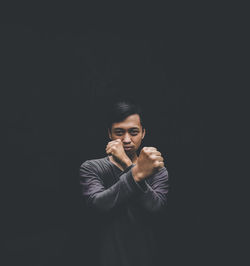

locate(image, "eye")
(114, 131), (124, 136)
(130, 131), (139, 136)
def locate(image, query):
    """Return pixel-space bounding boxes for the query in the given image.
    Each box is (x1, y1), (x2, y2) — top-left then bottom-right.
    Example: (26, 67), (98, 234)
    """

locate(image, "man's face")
(108, 114), (145, 155)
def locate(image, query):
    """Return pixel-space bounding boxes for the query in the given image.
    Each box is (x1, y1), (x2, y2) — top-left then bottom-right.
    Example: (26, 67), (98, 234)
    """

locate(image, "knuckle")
(149, 154), (155, 160)
(153, 161), (159, 168)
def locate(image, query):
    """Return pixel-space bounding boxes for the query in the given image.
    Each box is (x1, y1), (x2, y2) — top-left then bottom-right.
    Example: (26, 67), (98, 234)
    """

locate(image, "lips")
(124, 146), (133, 150)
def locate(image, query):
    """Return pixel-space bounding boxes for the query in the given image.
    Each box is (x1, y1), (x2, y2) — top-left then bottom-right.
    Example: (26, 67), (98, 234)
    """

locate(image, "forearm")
(137, 184), (168, 212)
(80, 163), (145, 212)
(118, 157), (133, 171)
(90, 170), (138, 211)
(133, 167), (169, 212)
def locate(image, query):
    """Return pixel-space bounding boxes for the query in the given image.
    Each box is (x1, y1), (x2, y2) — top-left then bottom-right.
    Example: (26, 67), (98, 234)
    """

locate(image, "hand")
(132, 147), (164, 181)
(106, 139), (132, 169)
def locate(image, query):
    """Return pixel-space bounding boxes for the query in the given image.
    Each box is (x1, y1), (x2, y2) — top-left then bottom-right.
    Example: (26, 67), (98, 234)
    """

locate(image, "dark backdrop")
(1, 4), (223, 266)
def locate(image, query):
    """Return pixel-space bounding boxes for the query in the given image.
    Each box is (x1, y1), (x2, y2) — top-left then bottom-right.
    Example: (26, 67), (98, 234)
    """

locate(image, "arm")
(128, 147), (169, 212)
(132, 166), (169, 213)
(79, 161), (148, 213)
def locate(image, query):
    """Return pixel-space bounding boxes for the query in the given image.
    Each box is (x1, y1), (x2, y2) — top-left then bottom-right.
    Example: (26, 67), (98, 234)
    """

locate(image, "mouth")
(124, 146), (133, 150)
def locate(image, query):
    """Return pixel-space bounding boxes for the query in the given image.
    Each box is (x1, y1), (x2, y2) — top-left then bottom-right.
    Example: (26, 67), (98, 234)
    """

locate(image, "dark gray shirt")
(79, 156), (169, 266)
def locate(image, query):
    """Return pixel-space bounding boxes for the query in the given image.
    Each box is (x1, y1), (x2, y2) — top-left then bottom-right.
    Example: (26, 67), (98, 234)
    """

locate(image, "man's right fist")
(132, 147), (164, 182)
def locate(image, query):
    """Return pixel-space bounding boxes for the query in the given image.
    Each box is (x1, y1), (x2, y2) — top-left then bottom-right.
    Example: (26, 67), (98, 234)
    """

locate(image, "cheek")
(133, 137), (142, 145)
(113, 136), (122, 140)
(110, 133), (121, 140)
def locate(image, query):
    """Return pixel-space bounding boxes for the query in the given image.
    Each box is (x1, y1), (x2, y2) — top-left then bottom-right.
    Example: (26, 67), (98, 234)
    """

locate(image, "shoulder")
(80, 156), (107, 167)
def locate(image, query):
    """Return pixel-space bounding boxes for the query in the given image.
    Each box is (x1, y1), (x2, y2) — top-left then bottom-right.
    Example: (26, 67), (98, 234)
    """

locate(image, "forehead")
(112, 114), (142, 130)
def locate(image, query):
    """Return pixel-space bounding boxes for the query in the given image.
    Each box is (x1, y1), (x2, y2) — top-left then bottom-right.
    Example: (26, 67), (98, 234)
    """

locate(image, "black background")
(1, 2), (237, 266)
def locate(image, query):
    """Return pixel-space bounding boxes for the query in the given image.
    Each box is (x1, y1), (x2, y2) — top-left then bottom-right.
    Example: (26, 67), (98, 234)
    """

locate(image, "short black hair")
(106, 100), (144, 131)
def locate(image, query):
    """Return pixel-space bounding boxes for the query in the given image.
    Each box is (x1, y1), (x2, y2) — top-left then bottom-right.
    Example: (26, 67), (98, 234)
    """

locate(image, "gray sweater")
(80, 156), (169, 266)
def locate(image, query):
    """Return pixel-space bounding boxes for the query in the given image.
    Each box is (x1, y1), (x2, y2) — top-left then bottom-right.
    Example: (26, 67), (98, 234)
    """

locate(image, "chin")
(125, 149), (133, 154)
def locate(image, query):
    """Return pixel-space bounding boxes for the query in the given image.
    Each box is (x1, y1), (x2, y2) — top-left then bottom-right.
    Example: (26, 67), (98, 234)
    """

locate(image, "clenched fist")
(106, 139), (132, 169)
(132, 147), (164, 181)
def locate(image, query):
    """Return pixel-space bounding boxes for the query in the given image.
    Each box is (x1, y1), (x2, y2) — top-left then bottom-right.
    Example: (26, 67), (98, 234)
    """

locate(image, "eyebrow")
(113, 127), (140, 131)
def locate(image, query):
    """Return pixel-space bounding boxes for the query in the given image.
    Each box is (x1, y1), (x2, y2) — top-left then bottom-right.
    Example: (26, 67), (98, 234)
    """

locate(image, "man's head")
(107, 101), (145, 155)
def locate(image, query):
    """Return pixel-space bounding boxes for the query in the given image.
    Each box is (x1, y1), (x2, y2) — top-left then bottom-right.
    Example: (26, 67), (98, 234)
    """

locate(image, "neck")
(127, 152), (138, 164)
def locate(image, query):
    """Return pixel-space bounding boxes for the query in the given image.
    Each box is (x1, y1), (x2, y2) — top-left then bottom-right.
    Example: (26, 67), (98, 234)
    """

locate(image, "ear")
(108, 129), (112, 140)
(142, 128), (146, 139)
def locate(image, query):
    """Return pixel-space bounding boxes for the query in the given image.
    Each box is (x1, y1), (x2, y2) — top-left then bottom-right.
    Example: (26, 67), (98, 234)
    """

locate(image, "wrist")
(132, 165), (145, 182)
(122, 157), (133, 169)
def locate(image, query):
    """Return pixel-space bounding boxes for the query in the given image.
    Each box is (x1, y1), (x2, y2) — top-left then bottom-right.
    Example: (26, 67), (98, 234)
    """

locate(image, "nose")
(123, 133), (131, 144)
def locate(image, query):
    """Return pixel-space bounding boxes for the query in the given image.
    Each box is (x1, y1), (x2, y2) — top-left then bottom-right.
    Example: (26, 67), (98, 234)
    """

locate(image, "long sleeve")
(79, 160), (147, 212)
(133, 167), (169, 213)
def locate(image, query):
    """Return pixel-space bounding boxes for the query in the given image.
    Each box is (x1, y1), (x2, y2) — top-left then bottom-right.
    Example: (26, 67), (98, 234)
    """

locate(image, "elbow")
(147, 199), (168, 213)
(155, 202), (168, 213)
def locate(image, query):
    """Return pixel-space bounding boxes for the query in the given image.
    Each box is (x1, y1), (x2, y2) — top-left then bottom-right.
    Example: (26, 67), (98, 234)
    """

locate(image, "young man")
(79, 101), (169, 266)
